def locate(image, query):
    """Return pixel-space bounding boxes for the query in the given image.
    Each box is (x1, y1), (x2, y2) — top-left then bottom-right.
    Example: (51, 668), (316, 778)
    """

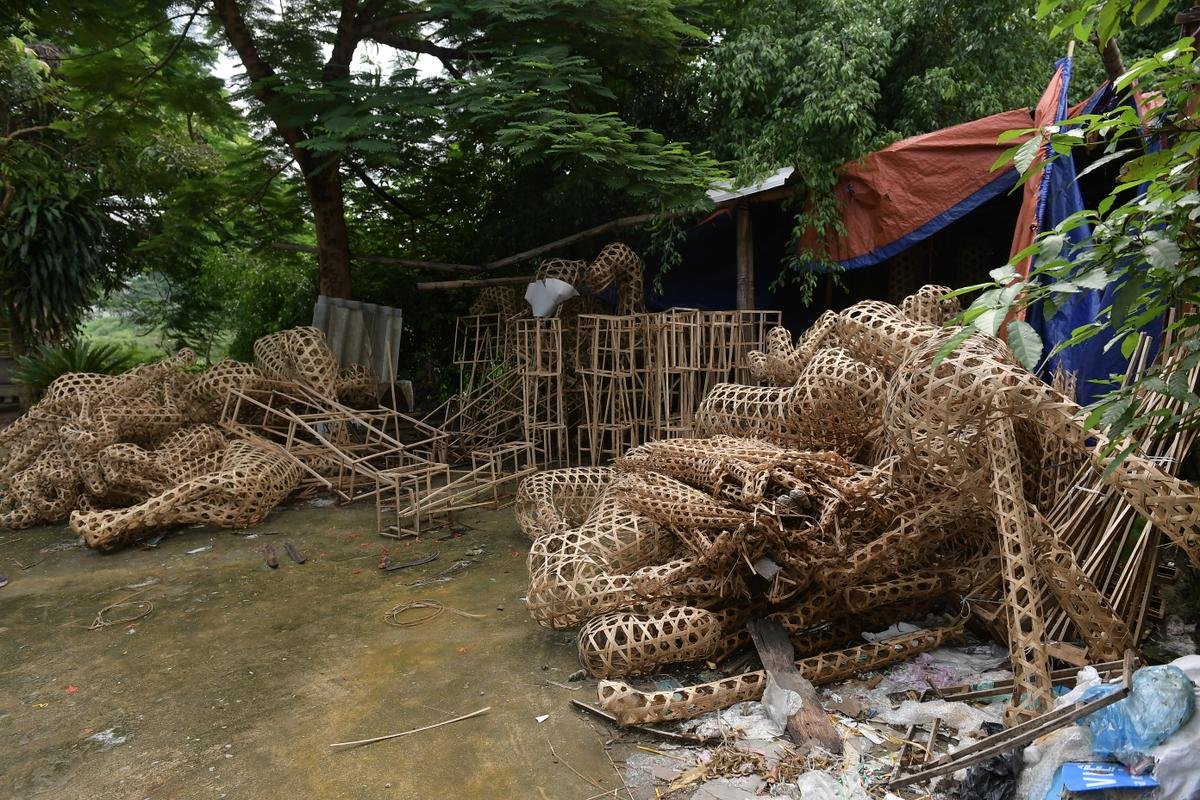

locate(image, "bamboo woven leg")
(987, 418), (1054, 725)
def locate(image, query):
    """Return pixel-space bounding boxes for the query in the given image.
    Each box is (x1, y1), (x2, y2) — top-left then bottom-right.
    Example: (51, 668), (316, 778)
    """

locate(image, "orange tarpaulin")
(1009, 62), (1070, 279)
(797, 108), (1036, 267)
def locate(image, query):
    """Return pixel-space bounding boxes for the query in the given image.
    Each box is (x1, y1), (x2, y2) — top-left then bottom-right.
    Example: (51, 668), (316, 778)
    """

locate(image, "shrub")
(12, 340), (138, 399)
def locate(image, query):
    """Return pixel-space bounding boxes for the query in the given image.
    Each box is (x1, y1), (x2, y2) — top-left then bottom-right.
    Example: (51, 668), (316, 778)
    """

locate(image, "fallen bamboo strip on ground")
(329, 706), (491, 749)
(569, 699), (714, 743)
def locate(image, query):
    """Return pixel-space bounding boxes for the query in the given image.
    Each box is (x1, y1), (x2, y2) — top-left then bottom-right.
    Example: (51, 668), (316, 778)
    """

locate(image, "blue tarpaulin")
(1025, 69), (1160, 404)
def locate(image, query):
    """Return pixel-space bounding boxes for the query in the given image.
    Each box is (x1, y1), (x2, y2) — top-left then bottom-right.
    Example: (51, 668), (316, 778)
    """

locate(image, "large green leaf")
(1144, 239), (1181, 270)
(1006, 319), (1043, 371)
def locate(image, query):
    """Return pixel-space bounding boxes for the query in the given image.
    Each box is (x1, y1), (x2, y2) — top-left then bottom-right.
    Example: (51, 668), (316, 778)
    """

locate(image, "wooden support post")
(736, 204), (755, 311)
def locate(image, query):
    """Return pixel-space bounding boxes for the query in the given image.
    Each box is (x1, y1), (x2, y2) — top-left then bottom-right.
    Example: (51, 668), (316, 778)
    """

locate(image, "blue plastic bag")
(1076, 665), (1196, 767)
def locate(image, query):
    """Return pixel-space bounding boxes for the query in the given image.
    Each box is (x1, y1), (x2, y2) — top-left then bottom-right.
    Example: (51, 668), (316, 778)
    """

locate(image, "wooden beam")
(416, 275), (533, 291)
(271, 242), (483, 274)
(735, 204), (755, 310)
(747, 619), (842, 754)
(484, 210), (690, 270)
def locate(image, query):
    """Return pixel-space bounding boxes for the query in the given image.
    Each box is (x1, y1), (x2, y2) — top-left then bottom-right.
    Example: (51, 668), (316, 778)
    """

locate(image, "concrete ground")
(0, 502), (637, 800)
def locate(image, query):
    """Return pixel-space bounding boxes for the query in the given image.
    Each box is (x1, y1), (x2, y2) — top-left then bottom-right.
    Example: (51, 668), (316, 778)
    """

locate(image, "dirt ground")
(0, 502), (636, 800)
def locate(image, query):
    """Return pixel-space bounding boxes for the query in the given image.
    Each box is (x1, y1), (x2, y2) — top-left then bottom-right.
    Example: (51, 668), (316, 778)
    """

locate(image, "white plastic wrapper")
(762, 673), (804, 732)
(524, 278), (578, 317)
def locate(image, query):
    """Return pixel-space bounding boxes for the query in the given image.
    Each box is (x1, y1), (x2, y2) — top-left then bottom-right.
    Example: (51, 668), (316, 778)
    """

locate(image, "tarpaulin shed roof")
(798, 108), (1035, 268)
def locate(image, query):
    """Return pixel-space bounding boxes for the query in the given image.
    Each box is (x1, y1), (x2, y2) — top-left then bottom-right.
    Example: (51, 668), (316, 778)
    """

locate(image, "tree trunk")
(1097, 36), (1125, 83)
(4, 304), (33, 409)
(211, 0), (355, 301)
(304, 159), (353, 299)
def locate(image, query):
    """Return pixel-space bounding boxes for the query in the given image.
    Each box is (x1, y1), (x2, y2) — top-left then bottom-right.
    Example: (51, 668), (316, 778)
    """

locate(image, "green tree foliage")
(0, 4), (272, 357)
(946, 0), (1198, 455)
(0, 35), (129, 350)
(697, 0), (1098, 301)
(207, 0), (727, 298)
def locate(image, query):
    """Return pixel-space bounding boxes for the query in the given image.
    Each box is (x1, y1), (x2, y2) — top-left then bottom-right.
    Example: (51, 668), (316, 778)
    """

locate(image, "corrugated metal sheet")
(706, 167), (794, 205)
(311, 296), (404, 382)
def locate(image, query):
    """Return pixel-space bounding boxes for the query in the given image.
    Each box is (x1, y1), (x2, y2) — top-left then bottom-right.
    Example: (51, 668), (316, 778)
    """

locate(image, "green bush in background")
(12, 340), (138, 399)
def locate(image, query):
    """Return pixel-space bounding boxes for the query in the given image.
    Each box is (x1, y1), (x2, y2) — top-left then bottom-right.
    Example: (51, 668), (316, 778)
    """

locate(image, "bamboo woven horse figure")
(882, 328), (1200, 723)
(0, 350), (202, 529)
(470, 286), (523, 317)
(70, 440), (301, 550)
(0, 330), (311, 540)
(747, 285), (956, 386)
(694, 347), (885, 459)
(520, 434), (972, 685)
(253, 326), (340, 398)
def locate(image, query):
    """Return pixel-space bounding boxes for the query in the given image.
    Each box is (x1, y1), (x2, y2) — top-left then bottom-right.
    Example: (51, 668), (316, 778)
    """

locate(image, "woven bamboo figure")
(508, 282), (1198, 731)
(1037, 533), (1135, 662)
(470, 286), (523, 317)
(70, 440), (301, 550)
(514, 466), (616, 540)
(693, 348), (882, 459)
(0, 328), (335, 543)
(747, 312), (839, 386)
(253, 326), (343, 399)
(900, 284), (959, 325)
(577, 606), (736, 678)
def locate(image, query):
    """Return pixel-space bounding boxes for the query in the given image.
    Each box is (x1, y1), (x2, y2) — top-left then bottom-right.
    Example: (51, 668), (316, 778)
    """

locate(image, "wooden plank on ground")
(747, 618), (843, 754)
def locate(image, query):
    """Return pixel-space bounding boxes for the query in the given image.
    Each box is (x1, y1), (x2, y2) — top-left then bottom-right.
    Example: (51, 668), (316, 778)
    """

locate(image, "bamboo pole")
(416, 275), (534, 291)
(484, 210), (688, 270)
(735, 204), (755, 310)
(271, 242), (483, 274)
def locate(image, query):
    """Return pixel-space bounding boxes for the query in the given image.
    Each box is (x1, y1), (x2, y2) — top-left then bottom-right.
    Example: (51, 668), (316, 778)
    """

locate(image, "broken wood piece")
(283, 542), (306, 564)
(330, 706), (491, 749)
(889, 724), (918, 784)
(938, 658), (1131, 702)
(923, 718), (941, 764)
(747, 618), (842, 754)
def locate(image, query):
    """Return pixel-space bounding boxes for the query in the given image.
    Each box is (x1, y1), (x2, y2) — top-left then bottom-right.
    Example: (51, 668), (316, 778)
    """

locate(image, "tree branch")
(323, 0), (361, 83)
(366, 32), (467, 60)
(211, 0), (306, 153)
(0, 125), (52, 142)
(270, 241), (483, 273)
(56, 11), (199, 61)
(89, 5), (202, 118)
(345, 160), (433, 222)
(355, 0), (390, 25)
(438, 55), (464, 80)
(359, 10), (445, 38)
